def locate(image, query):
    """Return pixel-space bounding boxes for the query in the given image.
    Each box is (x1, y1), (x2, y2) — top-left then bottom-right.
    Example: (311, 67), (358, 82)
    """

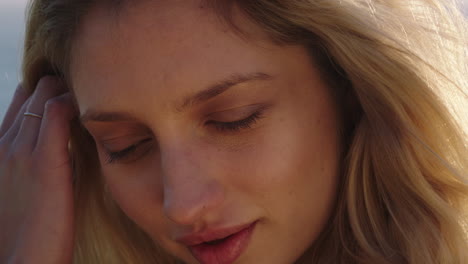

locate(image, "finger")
(35, 93), (78, 166)
(0, 83), (30, 137)
(13, 76), (66, 151)
(0, 97), (32, 144)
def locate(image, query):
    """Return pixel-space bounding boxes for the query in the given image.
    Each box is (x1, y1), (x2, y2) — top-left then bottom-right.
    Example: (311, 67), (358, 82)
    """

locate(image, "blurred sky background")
(0, 0), (467, 126)
(0, 0), (29, 120)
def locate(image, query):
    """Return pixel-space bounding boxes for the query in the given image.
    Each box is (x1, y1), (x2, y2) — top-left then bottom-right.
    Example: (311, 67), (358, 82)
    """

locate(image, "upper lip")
(176, 221), (256, 246)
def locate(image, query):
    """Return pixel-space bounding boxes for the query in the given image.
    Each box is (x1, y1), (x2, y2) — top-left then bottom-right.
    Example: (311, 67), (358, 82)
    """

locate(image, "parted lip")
(176, 221), (256, 246)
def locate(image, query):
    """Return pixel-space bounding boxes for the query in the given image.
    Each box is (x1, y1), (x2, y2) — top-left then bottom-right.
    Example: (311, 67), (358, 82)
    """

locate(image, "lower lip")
(189, 222), (257, 264)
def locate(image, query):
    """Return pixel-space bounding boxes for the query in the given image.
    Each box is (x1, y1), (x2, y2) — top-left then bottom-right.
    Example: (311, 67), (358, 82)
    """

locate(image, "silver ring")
(24, 112), (43, 119)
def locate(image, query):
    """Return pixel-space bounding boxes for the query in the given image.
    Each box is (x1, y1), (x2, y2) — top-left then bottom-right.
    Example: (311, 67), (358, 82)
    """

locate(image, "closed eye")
(207, 110), (264, 132)
(103, 138), (153, 164)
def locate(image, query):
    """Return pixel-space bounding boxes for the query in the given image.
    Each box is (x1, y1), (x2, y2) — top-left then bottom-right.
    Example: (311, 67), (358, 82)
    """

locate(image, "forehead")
(69, 0), (311, 122)
(70, 1), (270, 109)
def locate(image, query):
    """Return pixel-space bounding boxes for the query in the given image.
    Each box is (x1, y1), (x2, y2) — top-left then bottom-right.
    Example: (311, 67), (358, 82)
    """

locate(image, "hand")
(0, 76), (77, 264)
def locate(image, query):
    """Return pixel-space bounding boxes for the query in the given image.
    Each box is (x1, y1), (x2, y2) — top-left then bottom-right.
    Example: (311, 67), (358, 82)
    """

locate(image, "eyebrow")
(80, 72), (273, 123)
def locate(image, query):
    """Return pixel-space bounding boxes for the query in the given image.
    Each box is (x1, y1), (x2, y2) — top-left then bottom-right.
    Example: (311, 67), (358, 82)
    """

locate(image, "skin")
(0, 79), (76, 263)
(71, 1), (341, 263)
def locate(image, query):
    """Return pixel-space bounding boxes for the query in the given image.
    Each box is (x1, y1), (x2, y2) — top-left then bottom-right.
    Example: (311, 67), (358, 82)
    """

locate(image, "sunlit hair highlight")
(21, 0), (467, 263)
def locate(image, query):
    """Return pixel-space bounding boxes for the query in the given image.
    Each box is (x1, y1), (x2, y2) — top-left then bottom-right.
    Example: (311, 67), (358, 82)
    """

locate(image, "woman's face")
(71, 1), (341, 264)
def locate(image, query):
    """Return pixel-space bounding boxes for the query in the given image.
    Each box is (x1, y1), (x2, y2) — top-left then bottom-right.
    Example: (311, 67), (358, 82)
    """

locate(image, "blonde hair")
(21, 0), (467, 263)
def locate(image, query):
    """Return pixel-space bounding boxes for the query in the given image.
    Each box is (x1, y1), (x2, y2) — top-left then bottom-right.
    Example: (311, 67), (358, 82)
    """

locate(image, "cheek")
(100, 157), (166, 230)
(101, 164), (178, 255)
(224, 99), (341, 255)
(226, 105), (340, 205)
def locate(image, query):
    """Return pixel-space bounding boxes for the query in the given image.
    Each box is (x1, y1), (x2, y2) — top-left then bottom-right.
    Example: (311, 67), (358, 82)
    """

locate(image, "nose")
(161, 143), (225, 227)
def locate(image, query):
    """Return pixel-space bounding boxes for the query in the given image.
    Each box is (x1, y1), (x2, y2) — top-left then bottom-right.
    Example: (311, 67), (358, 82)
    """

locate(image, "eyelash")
(103, 110), (264, 164)
(207, 110), (263, 132)
(104, 138), (153, 164)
